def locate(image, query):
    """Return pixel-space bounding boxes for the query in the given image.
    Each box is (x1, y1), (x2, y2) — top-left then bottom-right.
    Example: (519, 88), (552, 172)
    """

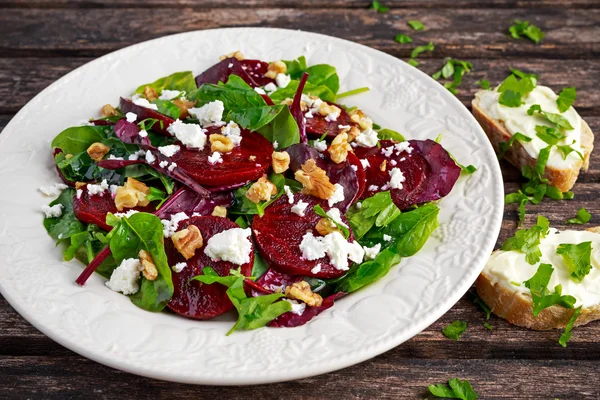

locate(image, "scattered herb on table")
(410, 42), (434, 59)
(483, 323), (494, 331)
(442, 320), (467, 340)
(370, 0), (389, 13)
(432, 58), (473, 95)
(567, 207), (591, 225)
(395, 33), (413, 44)
(476, 79), (490, 90)
(428, 378), (479, 400)
(508, 19), (545, 44)
(408, 20), (425, 31)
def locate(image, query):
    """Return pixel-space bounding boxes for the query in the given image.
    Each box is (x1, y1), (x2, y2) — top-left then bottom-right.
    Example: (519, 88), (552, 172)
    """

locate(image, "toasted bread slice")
(476, 227), (600, 330)
(472, 92), (594, 193)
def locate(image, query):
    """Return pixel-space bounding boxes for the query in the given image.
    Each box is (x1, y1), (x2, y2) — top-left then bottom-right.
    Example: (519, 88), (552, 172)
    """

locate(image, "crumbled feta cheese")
(76, 189), (83, 199)
(39, 183), (68, 197)
(305, 110), (314, 119)
(264, 82), (277, 93)
(221, 121), (242, 146)
(158, 145), (181, 157)
(351, 165), (358, 171)
(128, 150), (145, 160)
(283, 298), (306, 315)
(208, 151), (223, 165)
(109, 185), (119, 197)
(108, 155), (124, 160)
(354, 128), (379, 148)
(313, 139), (327, 152)
(87, 179), (109, 196)
(275, 73), (291, 88)
(188, 100), (224, 126)
(383, 234), (392, 241)
(390, 159), (397, 166)
(105, 258), (144, 295)
(388, 168), (406, 190)
(363, 243), (381, 260)
(291, 200), (309, 217)
(167, 119), (207, 150)
(41, 204), (64, 218)
(113, 209), (139, 219)
(300, 231), (364, 270)
(168, 162), (177, 172)
(158, 89), (182, 100)
(360, 159), (370, 168)
(132, 97), (158, 110)
(228, 62), (234, 68)
(273, 141), (279, 149)
(328, 183), (345, 207)
(311, 263), (322, 274)
(324, 109), (341, 122)
(254, 87), (266, 95)
(145, 150), (156, 164)
(161, 212), (189, 238)
(204, 228), (253, 265)
(299, 232), (328, 260)
(355, 202), (362, 209)
(394, 141), (413, 154)
(159, 160), (169, 168)
(284, 185), (294, 204)
(138, 130), (148, 138)
(368, 185), (379, 192)
(325, 207), (348, 228)
(172, 262), (187, 273)
(125, 112), (137, 123)
(338, 124), (351, 130)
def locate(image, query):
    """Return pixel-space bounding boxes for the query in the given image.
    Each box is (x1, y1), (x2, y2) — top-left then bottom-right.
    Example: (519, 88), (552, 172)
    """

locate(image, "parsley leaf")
(505, 191), (529, 226)
(432, 58), (473, 94)
(429, 379), (479, 400)
(442, 320), (467, 340)
(527, 104), (574, 130)
(497, 74), (536, 107)
(535, 125), (565, 145)
(510, 67), (539, 81)
(498, 131), (532, 159)
(501, 215), (550, 265)
(370, 0), (389, 12)
(557, 87), (577, 113)
(471, 292), (492, 320)
(483, 322), (494, 331)
(407, 20), (425, 31)
(395, 33), (412, 44)
(559, 306), (581, 347)
(407, 59), (419, 67)
(509, 19), (545, 44)
(476, 79), (490, 90)
(410, 42), (434, 59)
(523, 263), (576, 316)
(557, 140), (584, 160)
(567, 207), (592, 225)
(557, 241), (593, 282)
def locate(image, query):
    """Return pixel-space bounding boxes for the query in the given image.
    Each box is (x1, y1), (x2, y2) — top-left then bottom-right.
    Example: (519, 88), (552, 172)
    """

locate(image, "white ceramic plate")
(0, 28), (503, 385)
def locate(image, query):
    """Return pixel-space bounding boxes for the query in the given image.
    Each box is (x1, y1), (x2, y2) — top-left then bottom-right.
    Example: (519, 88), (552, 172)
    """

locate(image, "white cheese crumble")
(76, 189), (83, 199)
(388, 168), (406, 190)
(360, 158), (370, 168)
(132, 97), (158, 110)
(161, 212), (189, 238)
(305, 110), (314, 119)
(41, 204), (64, 218)
(109, 185), (119, 197)
(159, 160), (169, 168)
(113, 209), (139, 219)
(208, 151), (223, 165)
(168, 162), (177, 172)
(125, 112), (137, 123)
(145, 150), (156, 164)
(254, 87), (266, 95)
(138, 129), (148, 138)
(291, 200), (309, 217)
(354, 127), (379, 148)
(368, 185), (379, 192)
(338, 124), (351, 130)
(128, 150), (145, 160)
(390, 159), (397, 166)
(158, 145), (181, 157)
(108, 155), (124, 160)
(188, 100), (224, 126)
(383, 234), (392, 241)
(299, 231), (364, 271)
(351, 165), (358, 171)
(284, 185), (294, 204)
(324, 108), (341, 122)
(159, 89), (183, 100)
(204, 228), (253, 265)
(167, 119), (207, 150)
(355, 202), (362, 209)
(221, 121), (242, 146)
(105, 258), (144, 295)
(39, 183), (68, 197)
(87, 179), (109, 196)
(172, 262), (187, 273)
(311, 263), (322, 274)
(283, 298), (306, 315)
(273, 141), (279, 149)
(328, 183), (345, 207)
(299, 232), (328, 260)
(363, 243), (381, 260)
(325, 207), (349, 228)
(264, 82), (277, 93)
(313, 139), (327, 152)
(275, 73), (291, 88)
(383, 141), (413, 157)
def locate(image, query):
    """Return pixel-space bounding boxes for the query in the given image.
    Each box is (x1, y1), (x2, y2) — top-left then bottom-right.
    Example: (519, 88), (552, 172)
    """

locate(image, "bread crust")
(472, 92), (594, 192)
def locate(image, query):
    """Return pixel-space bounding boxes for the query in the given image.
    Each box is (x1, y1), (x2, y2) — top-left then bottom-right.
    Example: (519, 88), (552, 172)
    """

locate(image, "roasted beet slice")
(113, 119), (152, 146)
(195, 58), (269, 88)
(410, 139), (461, 203)
(170, 130), (272, 187)
(239, 59), (275, 87)
(354, 140), (431, 209)
(269, 292), (345, 328)
(252, 194), (355, 279)
(347, 152), (366, 200)
(119, 97), (175, 136)
(155, 186), (232, 220)
(305, 104), (357, 140)
(167, 216), (253, 320)
(249, 267), (302, 298)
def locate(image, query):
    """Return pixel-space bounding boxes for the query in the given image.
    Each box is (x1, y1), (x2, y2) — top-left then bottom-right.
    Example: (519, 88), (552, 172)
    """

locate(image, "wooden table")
(1, 0), (599, 398)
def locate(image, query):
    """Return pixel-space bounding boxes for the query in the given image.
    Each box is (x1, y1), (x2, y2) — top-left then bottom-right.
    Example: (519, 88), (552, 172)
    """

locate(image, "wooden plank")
(0, 8), (598, 58)
(0, 58), (598, 115)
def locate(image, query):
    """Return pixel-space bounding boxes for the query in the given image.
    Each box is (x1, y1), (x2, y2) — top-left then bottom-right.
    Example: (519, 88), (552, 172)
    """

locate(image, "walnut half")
(101, 104), (118, 117)
(315, 218), (340, 236)
(87, 142), (110, 162)
(285, 281), (323, 307)
(172, 225), (203, 260)
(294, 159), (335, 200)
(210, 134), (234, 153)
(245, 175), (278, 204)
(114, 177), (150, 211)
(173, 98), (196, 119)
(271, 151), (290, 174)
(328, 132), (351, 164)
(139, 249), (158, 281)
(265, 61), (287, 79)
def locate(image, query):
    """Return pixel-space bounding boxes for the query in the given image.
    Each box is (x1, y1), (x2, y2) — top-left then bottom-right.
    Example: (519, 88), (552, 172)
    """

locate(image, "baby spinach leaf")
(43, 188), (85, 242)
(152, 99), (181, 120)
(442, 320), (467, 340)
(559, 306), (581, 347)
(257, 105), (300, 148)
(523, 263), (576, 316)
(377, 128), (405, 142)
(106, 212), (173, 312)
(501, 215), (549, 265)
(251, 252), (270, 280)
(134, 71), (197, 94)
(556, 241), (593, 283)
(347, 191), (401, 240)
(283, 56), (308, 79)
(334, 247), (401, 293)
(306, 64), (340, 94)
(268, 80), (337, 103)
(51, 125), (109, 155)
(382, 203), (440, 257)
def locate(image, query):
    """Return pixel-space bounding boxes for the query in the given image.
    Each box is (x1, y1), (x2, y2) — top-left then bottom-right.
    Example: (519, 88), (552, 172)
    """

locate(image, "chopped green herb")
(483, 323), (494, 331)
(559, 306), (581, 347)
(510, 68), (539, 81)
(471, 292), (492, 320)
(497, 74), (536, 107)
(523, 263), (576, 316)
(407, 59), (419, 67)
(567, 207), (592, 225)
(395, 33), (412, 44)
(509, 19), (545, 44)
(511, 281), (522, 286)
(442, 320), (467, 340)
(370, 0), (389, 12)
(407, 20), (425, 31)
(336, 87), (370, 99)
(432, 58), (473, 94)
(410, 42), (434, 59)
(557, 241), (593, 282)
(428, 378), (479, 400)
(505, 191), (529, 226)
(498, 132), (533, 159)
(476, 79), (490, 90)
(535, 125), (565, 145)
(557, 141), (584, 161)
(557, 87), (577, 113)
(501, 215), (550, 265)
(527, 104), (574, 130)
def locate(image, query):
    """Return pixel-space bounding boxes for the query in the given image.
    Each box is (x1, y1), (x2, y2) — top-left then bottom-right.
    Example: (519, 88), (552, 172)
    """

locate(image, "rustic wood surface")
(1, 0), (599, 398)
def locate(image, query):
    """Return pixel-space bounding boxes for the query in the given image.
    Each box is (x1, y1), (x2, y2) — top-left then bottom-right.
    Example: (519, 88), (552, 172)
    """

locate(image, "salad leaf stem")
(291, 72), (310, 144)
(75, 245), (112, 285)
(336, 87), (370, 99)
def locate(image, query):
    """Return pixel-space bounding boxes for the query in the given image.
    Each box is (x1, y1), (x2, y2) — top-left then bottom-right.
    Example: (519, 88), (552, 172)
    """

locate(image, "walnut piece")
(294, 159), (335, 200)
(172, 98), (196, 119)
(211, 206), (227, 218)
(280, 98), (307, 111)
(219, 51), (244, 61)
(315, 218), (341, 236)
(143, 86), (158, 102)
(248, 155), (257, 161)
(380, 160), (387, 172)
(210, 134), (234, 153)
(86, 142), (110, 162)
(265, 61), (287, 79)
(349, 109), (374, 131)
(271, 151), (290, 174)
(139, 250), (158, 281)
(328, 132), (351, 164)
(75, 182), (86, 189)
(114, 177), (150, 211)
(245, 175), (278, 203)
(341, 126), (361, 142)
(317, 102), (341, 118)
(101, 104), (118, 117)
(172, 225), (203, 260)
(285, 281), (323, 307)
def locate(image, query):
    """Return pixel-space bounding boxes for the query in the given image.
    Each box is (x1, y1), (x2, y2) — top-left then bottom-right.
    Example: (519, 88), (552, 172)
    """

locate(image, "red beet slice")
(195, 58), (272, 88)
(305, 104), (357, 140)
(269, 292), (345, 328)
(170, 129), (272, 187)
(239, 59), (275, 87)
(155, 186), (232, 220)
(249, 267), (302, 298)
(113, 119), (152, 146)
(167, 216), (254, 320)
(119, 97), (175, 136)
(354, 140), (431, 210)
(252, 194), (355, 279)
(347, 151), (366, 200)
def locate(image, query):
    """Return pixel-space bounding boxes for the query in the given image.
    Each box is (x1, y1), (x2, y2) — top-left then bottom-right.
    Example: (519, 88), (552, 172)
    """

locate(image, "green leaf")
(134, 71), (197, 94)
(567, 207), (591, 225)
(527, 104), (574, 130)
(407, 20), (425, 31)
(382, 203), (439, 257)
(501, 215), (550, 265)
(556, 241), (593, 283)
(523, 263), (576, 316)
(559, 306), (582, 347)
(314, 205), (350, 239)
(471, 292), (492, 320)
(429, 379), (479, 400)
(432, 58), (473, 95)
(251, 252), (270, 280)
(268, 79), (337, 103)
(230, 173), (287, 217)
(509, 19), (545, 44)
(370, 0), (389, 13)
(504, 190), (529, 226)
(336, 87), (370, 99)
(483, 323), (494, 331)
(283, 56), (308, 79)
(557, 87), (576, 113)
(377, 128), (406, 142)
(306, 64), (340, 94)
(107, 212), (173, 312)
(395, 33), (413, 44)
(497, 74), (536, 107)
(476, 79), (490, 90)
(43, 188), (86, 243)
(407, 59), (419, 67)
(51, 125), (108, 155)
(152, 99), (181, 120)
(557, 141), (584, 161)
(334, 247), (401, 293)
(442, 320), (467, 340)
(346, 191), (400, 240)
(498, 132), (533, 159)
(510, 68), (539, 81)
(410, 42), (434, 59)
(257, 105), (300, 148)
(535, 125), (565, 146)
